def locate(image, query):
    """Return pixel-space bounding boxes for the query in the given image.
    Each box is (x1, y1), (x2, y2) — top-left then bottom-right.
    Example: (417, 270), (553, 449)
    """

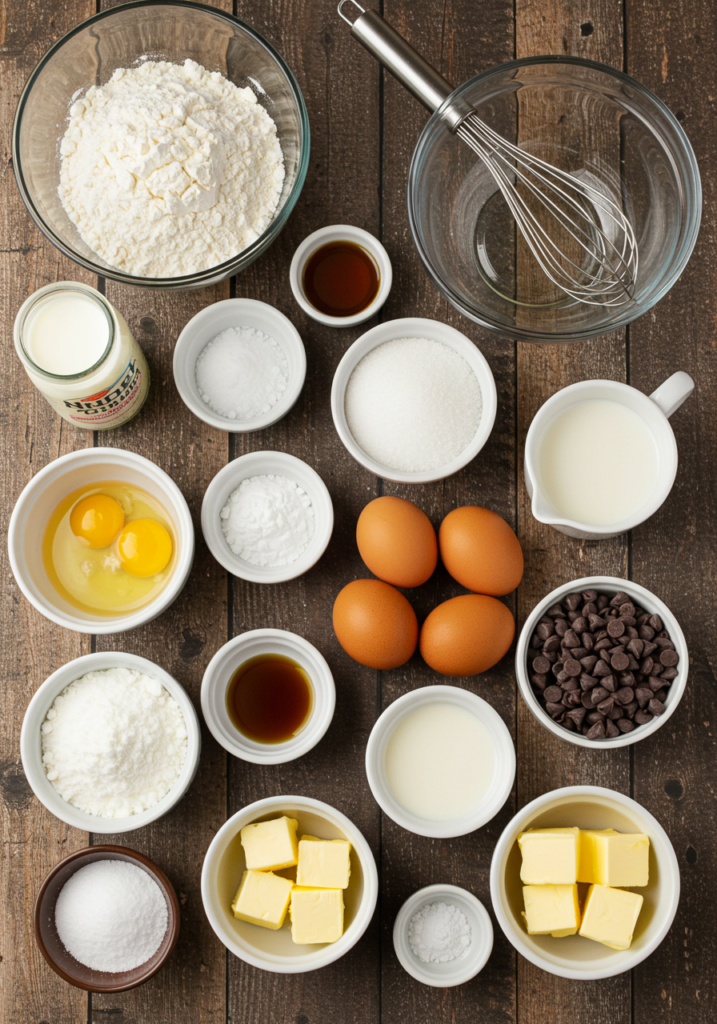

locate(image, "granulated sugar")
(195, 326), (288, 421)
(344, 337), (482, 473)
(55, 859), (168, 973)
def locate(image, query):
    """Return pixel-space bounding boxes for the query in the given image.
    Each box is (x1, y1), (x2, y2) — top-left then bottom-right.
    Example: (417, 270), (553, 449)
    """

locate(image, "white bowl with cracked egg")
(201, 450), (334, 584)
(173, 299), (306, 432)
(20, 651), (201, 834)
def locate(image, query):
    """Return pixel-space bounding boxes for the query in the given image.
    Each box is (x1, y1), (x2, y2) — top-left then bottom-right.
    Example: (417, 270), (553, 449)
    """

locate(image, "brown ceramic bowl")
(34, 844), (180, 992)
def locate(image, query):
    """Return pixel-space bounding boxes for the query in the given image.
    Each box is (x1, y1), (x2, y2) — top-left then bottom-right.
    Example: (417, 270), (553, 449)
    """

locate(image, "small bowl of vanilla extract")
(200, 629), (336, 764)
(289, 224), (392, 327)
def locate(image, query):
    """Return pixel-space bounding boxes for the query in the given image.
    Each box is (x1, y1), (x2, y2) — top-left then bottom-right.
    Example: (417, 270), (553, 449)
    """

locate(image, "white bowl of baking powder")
(21, 651), (201, 834)
(173, 299), (306, 433)
(201, 451), (334, 584)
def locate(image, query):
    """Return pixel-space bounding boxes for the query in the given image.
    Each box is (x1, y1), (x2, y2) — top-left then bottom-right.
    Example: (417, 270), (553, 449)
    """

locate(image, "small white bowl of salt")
(393, 884), (493, 987)
(173, 299), (306, 433)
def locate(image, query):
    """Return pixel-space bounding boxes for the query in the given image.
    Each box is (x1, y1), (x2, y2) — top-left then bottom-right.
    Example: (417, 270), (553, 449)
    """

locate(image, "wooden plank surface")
(0, 0), (715, 1022)
(625, 1), (717, 1021)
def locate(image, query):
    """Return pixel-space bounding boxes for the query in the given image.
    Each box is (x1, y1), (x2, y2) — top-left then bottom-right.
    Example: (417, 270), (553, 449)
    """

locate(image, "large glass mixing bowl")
(13, 0), (309, 289)
(409, 57), (701, 342)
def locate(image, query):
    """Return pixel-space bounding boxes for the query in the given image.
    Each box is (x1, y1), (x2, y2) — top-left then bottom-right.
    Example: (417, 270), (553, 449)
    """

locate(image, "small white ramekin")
(201, 795), (378, 973)
(8, 447), (194, 634)
(172, 298), (307, 433)
(516, 576), (688, 749)
(201, 629), (335, 764)
(490, 786), (680, 980)
(365, 685), (515, 838)
(289, 224), (392, 327)
(20, 651), (201, 834)
(330, 317), (497, 484)
(393, 883), (494, 987)
(201, 450), (334, 584)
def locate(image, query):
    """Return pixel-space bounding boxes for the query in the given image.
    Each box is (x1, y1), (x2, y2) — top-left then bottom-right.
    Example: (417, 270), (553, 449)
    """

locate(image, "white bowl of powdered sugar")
(201, 451), (334, 584)
(331, 317), (497, 484)
(173, 299), (306, 432)
(21, 652), (201, 834)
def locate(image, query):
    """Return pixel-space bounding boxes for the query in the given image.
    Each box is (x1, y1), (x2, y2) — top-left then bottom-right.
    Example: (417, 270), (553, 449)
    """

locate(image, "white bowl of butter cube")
(490, 786), (680, 980)
(201, 795), (378, 973)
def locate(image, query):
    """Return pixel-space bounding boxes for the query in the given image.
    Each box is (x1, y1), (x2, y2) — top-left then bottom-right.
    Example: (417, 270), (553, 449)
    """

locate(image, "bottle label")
(60, 356), (148, 429)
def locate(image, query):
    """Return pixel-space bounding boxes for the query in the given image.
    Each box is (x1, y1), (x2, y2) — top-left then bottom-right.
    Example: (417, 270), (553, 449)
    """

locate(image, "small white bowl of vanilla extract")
(289, 225), (392, 327)
(200, 630), (336, 764)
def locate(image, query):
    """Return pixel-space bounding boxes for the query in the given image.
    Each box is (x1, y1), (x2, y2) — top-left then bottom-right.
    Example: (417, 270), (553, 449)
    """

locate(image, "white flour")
(220, 474), (315, 567)
(41, 667), (188, 818)
(59, 59), (284, 277)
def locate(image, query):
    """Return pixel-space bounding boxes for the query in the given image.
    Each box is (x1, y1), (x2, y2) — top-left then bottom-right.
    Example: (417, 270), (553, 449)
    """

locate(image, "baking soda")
(220, 474), (314, 567)
(195, 325), (288, 421)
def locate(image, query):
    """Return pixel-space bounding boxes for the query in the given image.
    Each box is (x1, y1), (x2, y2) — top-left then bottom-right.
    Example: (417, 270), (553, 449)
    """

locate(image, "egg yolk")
(70, 494), (125, 548)
(117, 519), (172, 577)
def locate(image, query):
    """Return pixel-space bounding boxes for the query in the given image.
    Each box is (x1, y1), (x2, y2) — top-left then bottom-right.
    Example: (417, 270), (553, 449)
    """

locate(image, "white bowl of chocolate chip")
(516, 577), (688, 748)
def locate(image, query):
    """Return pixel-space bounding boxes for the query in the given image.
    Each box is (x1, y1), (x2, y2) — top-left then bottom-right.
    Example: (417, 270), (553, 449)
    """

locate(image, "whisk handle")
(338, 1), (469, 129)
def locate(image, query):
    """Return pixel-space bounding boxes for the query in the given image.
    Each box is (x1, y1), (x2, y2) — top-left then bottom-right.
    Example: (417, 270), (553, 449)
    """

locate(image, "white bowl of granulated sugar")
(173, 299), (306, 433)
(201, 450), (334, 584)
(21, 652), (201, 834)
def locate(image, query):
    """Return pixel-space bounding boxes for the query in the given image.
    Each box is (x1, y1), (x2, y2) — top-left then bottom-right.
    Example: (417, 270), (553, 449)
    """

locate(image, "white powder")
(408, 901), (472, 963)
(344, 337), (483, 473)
(55, 860), (168, 973)
(59, 59), (284, 277)
(220, 474), (314, 567)
(195, 326), (288, 421)
(41, 668), (188, 818)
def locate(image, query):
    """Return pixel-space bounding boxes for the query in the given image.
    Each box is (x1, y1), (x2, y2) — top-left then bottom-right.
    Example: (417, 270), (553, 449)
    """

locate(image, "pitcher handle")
(649, 371), (694, 418)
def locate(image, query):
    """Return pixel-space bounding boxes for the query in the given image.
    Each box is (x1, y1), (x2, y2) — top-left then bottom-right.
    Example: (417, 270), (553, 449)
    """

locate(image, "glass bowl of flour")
(12, 2), (309, 288)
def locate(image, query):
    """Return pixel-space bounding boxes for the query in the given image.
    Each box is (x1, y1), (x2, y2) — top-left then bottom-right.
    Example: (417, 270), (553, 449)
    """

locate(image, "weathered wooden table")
(1, 0), (714, 1021)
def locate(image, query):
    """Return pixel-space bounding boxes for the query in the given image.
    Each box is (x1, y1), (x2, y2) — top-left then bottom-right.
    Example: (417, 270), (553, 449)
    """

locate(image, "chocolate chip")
(610, 591), (630, 607)
(563, 629), (580, 648)
(602, 674), (617, 693)
(619, 602), (636, 617)
(661, 667), (679, 681)
(582, 602), (597, 616)
(597, 594), (610, 610)
(588, 614), (606, 630)
(615, 686), (635, 705)
(532, 656), (551, 674)
(606, 719), (620, 738)
(607, 704), (625, 720)
(563, 658), (582, 677)
(660, 649), (679, 667)
(581, 691), (595, 709)
(582, 633), (595, 651)
(649, 614), (663, 631)
(561, 677), (580, 692)
(594, 637), (612, 651)
(591, 686), (609, 705)
(546, 701), (564, 719)
(586, 721), (606, 740)
(648, 698), (666, 716)
(543, 635), (561, 653)
(639, 625), (656, 640)
(594, 660), (611, 677)
(565, 593), (583, 611)
(598, 697), (615, 715)
(566, 707), (586, 727)
(587, 710), (604, 725)
(555, 618), (569, 636)
(581, 655), (598, 672)
(582, 589), (599, 602)
(572, 617), (588, 634)
(537, 621), (555, 640)
(617, 718), (635, 733)
(544, 685), (563, 703)
(607, 619), (625, 638)
(546, 603), (565, 618)
(580, 673), (598, 691)
(634, 709), (654, 725)
(611, 652), (630, 672)
(636, 687), (653, 708)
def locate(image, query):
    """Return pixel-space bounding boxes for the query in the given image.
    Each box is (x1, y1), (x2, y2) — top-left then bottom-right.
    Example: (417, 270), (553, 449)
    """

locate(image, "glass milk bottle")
(14, 282), (150, 430)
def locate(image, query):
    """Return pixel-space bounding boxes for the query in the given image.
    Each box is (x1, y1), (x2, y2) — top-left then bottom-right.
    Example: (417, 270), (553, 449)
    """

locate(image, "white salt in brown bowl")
(201, 450), (334, 584)
(201, 795), (378, 973)
(330, 317), (497, 484)
(20, 651), (201, 834)
(173, 299), (306, 433)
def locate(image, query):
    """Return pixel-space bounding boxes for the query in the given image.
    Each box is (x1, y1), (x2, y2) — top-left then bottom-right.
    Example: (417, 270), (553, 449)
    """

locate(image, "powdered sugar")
(41, 667), (187, 818)
(55, 859), (168, 972)
(59, 59), (284, 277)
(408, 901), (472, 963)
(220, 474), (314, 567)
(195, 326), (288, 420)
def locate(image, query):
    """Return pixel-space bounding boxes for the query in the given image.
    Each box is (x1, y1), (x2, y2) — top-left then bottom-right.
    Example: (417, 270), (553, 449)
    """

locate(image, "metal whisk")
(338, 1), (638, 307)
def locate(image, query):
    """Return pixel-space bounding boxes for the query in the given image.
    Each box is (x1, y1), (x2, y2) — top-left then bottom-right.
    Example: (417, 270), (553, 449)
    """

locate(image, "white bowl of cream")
(365, 685), (515, 838)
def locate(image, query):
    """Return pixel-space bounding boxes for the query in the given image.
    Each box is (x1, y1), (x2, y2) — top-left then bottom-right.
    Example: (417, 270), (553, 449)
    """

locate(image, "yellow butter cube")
(579, 884), (643, 950)
(522, 884), (581, 937)
(240, 816), (299, 871)
(231, 870), (294, 930)
(578, 829), (649, 887)
(290, 886), (344, 945)
(296, 835), (352, 889)
(518, 827), (580, 884)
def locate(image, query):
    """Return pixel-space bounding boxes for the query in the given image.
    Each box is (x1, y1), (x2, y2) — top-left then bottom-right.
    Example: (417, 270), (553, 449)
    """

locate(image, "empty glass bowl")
(13, 1), (309, 289)
(409, 56), (701, 341)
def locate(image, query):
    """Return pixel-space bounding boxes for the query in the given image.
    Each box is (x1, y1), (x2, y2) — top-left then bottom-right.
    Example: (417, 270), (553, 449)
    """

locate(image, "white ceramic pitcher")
(524, 372), (694, 540)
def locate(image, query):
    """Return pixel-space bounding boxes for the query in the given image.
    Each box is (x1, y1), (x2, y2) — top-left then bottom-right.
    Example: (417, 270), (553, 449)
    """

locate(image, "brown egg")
(439, 506), (524, 596)
(356, 496), (437, 588)
(420, 594), (515, 676)
(333, 578), (418, 669)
